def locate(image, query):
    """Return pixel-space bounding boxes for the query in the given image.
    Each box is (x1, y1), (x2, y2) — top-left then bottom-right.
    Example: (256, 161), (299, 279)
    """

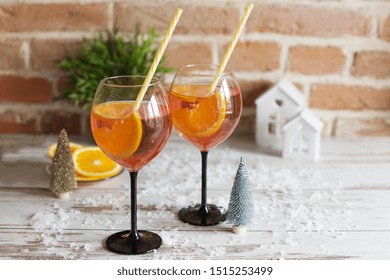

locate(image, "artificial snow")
(26, 138), (352, 259)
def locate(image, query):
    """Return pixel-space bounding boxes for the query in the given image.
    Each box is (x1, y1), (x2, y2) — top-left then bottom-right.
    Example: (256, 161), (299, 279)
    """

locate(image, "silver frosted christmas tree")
(50, 129), (77, 199)
(226, 157), (254, 234)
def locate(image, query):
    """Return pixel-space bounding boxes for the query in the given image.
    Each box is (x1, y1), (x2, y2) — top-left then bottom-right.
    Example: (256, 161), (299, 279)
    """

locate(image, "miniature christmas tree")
(226, 157), (254, 234)
(50, 129), (77, 199)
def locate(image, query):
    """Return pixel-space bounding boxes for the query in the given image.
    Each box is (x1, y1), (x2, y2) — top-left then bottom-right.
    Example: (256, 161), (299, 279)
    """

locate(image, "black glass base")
(179, 204), (226, 226)
(105, 230), (162, 255)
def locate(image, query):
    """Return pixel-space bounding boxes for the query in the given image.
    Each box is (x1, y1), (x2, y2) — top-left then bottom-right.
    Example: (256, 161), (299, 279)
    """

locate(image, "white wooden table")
(0, 134), (389, 260)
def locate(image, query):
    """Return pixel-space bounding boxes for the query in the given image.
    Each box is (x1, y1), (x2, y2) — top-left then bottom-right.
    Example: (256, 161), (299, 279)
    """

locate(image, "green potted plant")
(57, 25), (172, 109)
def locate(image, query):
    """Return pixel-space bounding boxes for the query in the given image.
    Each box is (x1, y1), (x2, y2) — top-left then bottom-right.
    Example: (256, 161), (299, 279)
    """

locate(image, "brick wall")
(0, 0), (389, 137)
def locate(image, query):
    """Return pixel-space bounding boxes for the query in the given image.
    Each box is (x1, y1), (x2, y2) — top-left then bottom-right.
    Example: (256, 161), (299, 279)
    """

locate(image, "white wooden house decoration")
(255, 79), (305, 151)
(282, 109), (323, 161)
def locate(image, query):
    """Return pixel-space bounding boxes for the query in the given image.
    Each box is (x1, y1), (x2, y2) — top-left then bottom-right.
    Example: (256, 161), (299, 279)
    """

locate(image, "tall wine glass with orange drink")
(91, 76), (172, 254)
(169, 64), (242, 225)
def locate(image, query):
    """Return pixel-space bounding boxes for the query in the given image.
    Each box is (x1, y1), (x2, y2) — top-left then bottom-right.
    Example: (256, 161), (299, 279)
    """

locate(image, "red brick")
(0, 3), (108, 32)
(56, 74), (71, 98)
(0, 75), (52, 103)
(233, 110), (256, 137)
(238, 79), (304, 108)
(39, 109), (82, 134)
(335, 118), (390, 137)
(351, 51), (390, 79)
(0, 111), (36, 134)
(310, 84), (390, 110)
(115, 3), (239, 35)
(225, 41), (280, 71)
(0, 106), (82, 134)
(380, 15), (390, 41)
(238, 79), (273, 107)
(288, 46), (345, 75)
(0, 40), (24, 70)
(31, 39), (82, 71)
(164, 42), (212, 68)
(247, 5), (371, 37)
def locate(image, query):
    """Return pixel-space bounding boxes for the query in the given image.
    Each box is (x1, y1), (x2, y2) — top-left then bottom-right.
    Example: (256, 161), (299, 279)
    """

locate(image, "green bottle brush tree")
(226, 157), (254, 234)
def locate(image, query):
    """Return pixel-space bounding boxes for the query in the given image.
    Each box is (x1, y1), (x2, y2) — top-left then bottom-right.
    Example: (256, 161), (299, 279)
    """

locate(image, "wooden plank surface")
(0, 134), (389, 259)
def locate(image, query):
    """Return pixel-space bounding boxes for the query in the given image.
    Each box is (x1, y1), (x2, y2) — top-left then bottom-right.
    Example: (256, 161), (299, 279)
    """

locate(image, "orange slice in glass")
(91, 101), (142, 159)
(48, 142), (84, 159)
(171, 85), (226, 137)
(72, 146), (122, 178)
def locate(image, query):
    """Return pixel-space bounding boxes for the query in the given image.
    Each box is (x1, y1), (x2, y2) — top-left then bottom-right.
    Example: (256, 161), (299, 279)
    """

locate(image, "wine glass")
(90, 75), (172, 254)
(169, 64), (242, 226)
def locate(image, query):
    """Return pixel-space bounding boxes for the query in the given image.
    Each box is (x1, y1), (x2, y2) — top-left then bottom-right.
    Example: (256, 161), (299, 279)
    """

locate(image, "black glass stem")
(178, 151), (226, 226)
(129, 171), (140, 241)
(105, 171), (162, 254)
(199, 151), (209, 216)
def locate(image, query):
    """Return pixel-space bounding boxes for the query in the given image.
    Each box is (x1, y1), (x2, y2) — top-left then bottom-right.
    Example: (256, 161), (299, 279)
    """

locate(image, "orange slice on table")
(76, 174), (109, 182)
(91, 101), (142, 159)
(72, 146), (122, 179)
(48, 142), (84, 159)
(170, 85), (226, 137)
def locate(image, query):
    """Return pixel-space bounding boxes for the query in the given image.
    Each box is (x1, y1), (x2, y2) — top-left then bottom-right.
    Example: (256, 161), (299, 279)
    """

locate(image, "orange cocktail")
(91, 101), (171, 171)
(170, 84), (241, 151)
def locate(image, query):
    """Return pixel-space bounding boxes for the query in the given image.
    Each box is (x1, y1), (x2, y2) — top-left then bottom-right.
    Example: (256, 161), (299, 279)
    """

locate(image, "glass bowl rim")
(99, 75), (161, 88)
(176, 64), (233, 77)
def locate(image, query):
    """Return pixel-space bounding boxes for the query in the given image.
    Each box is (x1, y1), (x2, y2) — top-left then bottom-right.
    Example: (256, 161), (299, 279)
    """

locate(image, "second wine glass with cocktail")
(169, 64), (242, 226)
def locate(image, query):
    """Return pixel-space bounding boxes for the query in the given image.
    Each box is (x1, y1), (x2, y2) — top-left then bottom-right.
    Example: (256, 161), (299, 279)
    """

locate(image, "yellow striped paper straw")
(134, 8), (183, 111)
(210, 3), (254, 92)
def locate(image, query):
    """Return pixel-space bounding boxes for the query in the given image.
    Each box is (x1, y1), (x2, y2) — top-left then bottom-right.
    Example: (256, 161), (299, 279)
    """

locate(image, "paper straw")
(210, 3), (254, 92)
(133, 8), (183, 111)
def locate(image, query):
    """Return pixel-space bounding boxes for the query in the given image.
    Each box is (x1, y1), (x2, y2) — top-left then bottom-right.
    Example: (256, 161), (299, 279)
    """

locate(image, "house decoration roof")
(255, 79), (306, 107)
(283, 109), (324, 132)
